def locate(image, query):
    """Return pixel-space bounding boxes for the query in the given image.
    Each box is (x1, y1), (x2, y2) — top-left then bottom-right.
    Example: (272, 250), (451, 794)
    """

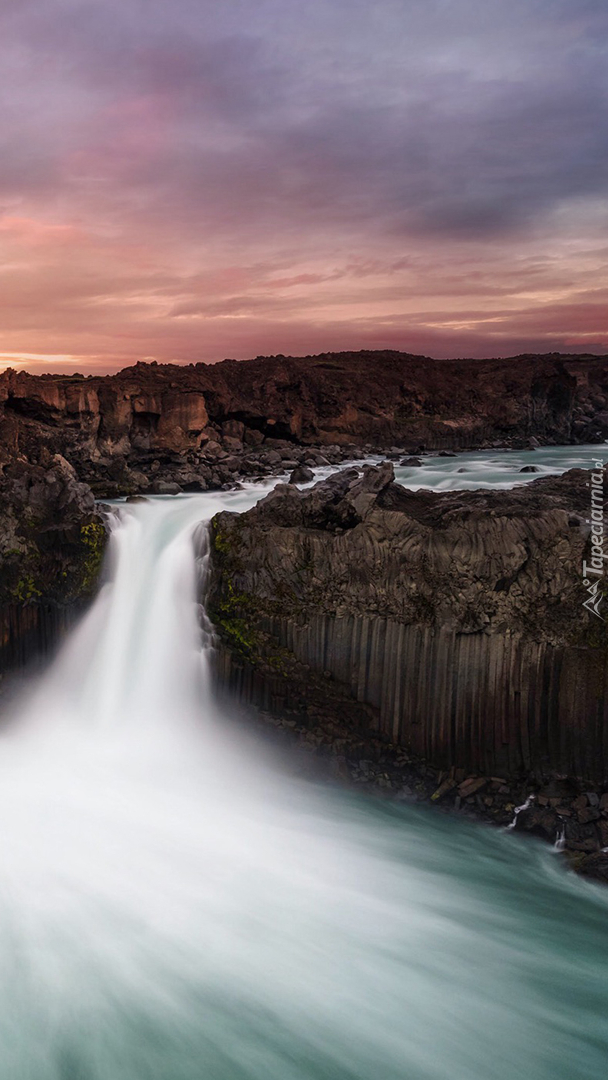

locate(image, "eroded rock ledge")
(209, 463), (608, 880)
(1, 350), (607, 496)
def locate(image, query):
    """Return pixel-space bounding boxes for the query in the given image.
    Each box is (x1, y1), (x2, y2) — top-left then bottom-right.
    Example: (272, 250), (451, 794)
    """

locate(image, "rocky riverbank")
(2, 348), (608, 880)
(2, 351), (608, 497)
(232, 695), (608, 886)
(209, 461), (608, 883)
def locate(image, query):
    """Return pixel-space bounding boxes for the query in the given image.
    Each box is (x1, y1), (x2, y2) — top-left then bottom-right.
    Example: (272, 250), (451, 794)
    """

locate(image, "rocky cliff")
(0, 456), (106, 678)
(209, 462), (606, 780)
(1, 351), (607, 495)
(209, 461), (608, 874)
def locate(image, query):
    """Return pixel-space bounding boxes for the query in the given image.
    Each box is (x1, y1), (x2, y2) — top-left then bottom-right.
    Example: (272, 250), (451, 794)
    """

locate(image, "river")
(0, 447), (606, 1079)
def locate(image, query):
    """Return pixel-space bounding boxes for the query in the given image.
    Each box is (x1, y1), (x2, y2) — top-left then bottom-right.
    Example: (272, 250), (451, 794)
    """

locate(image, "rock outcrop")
(209, 462), (606, 784)
(1, 351), (607, 495)
(0, 456), (106, 678)
(209, 461), (608, 875)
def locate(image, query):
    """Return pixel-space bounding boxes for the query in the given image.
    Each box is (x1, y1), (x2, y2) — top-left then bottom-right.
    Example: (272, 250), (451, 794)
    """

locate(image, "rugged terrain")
(209, 462), (608, 881)
(2, 349), (608, 879)
(1, 351), (608, 496)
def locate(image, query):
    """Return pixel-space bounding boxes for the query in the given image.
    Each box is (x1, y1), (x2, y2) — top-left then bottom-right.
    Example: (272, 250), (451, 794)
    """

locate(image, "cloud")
(0, 0), (606, 369)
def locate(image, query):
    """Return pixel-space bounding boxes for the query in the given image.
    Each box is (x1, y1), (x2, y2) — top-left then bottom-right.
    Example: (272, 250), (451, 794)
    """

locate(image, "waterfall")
(0, 492), (607, 1080)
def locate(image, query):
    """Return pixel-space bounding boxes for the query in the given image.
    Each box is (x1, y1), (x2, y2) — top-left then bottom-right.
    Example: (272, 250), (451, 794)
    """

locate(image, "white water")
(389, 443), (607, 491)
(1, 475), (608, 1078)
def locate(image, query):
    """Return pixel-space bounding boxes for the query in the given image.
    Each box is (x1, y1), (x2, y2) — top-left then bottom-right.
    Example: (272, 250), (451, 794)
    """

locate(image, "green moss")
(209, 518), (311, 668)
(210, 515), (246, 568)
(212, 527), (232, 558)
(217, 616), (259, 656)
(208, 577), (258, 658)
(266, 649), (298, 678)
(10, 574), (42, 602)
(79, 519), (106, 593)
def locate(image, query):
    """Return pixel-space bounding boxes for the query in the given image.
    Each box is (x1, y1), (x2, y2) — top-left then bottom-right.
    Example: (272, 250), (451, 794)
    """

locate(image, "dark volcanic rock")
(574, 852), (608, 884)
(289, 466), (315, 484)
(209, 462), (608, 784)
(514, 804), (560, 843)
(149, 480), (182, 495)
(0, 456), (106, 676)
(1, 352), (608, 494)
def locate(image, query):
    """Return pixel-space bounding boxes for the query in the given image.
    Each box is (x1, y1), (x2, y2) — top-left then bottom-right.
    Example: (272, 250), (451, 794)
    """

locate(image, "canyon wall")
(1, 352), (608, 495)
(209, 463), (608, 784)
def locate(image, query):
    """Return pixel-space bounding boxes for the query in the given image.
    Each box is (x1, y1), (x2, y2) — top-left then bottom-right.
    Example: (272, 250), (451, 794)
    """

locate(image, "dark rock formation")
(1, 351), (607, 495)
(0, 456), (106, 678)
(209, 462), (607, 788)
(289, 466), (315, 484)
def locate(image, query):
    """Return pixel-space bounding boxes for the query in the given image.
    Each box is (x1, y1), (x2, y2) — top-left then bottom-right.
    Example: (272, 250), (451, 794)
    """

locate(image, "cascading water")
(0, 487), (607, 1080)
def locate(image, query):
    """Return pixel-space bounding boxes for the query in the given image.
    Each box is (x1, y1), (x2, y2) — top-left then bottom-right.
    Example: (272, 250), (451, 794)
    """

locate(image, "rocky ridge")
(1, 351), (607, 496)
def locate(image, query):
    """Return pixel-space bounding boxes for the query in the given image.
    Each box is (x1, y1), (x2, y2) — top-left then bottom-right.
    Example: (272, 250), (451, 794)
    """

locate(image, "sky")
(0, 0), (607, 374)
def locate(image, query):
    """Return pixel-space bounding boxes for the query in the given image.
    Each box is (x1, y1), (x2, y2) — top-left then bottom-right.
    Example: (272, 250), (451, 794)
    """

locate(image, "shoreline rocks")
(221, 685), (608, 886)
(1, 350), (608, 498)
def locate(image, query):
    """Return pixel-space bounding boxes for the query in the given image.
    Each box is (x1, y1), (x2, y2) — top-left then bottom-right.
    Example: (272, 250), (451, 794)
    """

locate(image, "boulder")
(149, 480), (182, 495)
(289, 466), (315, 484)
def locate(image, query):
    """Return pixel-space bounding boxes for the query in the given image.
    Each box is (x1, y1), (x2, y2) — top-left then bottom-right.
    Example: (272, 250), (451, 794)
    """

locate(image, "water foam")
(0, 486), (607, 1079)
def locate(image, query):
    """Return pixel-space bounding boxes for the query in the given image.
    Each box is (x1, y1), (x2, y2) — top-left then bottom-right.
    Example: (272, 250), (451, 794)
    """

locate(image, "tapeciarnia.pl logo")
(582, 459), (606, 619)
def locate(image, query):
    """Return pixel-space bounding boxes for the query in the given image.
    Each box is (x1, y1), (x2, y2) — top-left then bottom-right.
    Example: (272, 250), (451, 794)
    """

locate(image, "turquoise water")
(388, 443), (607, 491)
(0, 458), (606, 1079)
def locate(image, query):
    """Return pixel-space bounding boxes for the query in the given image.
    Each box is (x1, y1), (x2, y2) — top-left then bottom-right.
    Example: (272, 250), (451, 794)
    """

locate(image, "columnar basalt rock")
(209, 462), (608, 876)
(209, 462), (607, 785)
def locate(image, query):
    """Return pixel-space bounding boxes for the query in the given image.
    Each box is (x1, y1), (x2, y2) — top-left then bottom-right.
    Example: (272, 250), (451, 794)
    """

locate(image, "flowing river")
(0, 448), (607, 1079)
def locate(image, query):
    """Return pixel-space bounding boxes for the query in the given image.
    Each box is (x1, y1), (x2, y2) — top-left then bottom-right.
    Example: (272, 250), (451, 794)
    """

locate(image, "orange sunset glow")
(1, 0), (607, 373)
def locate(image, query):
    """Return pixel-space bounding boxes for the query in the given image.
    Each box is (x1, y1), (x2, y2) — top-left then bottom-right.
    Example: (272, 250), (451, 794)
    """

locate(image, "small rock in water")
(150, 480), (182, 495)
(182, 480), (207, 492)
(519, 465), (540, 473)
(400, 457), (422, 467)
(289, 466), (315, 484)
